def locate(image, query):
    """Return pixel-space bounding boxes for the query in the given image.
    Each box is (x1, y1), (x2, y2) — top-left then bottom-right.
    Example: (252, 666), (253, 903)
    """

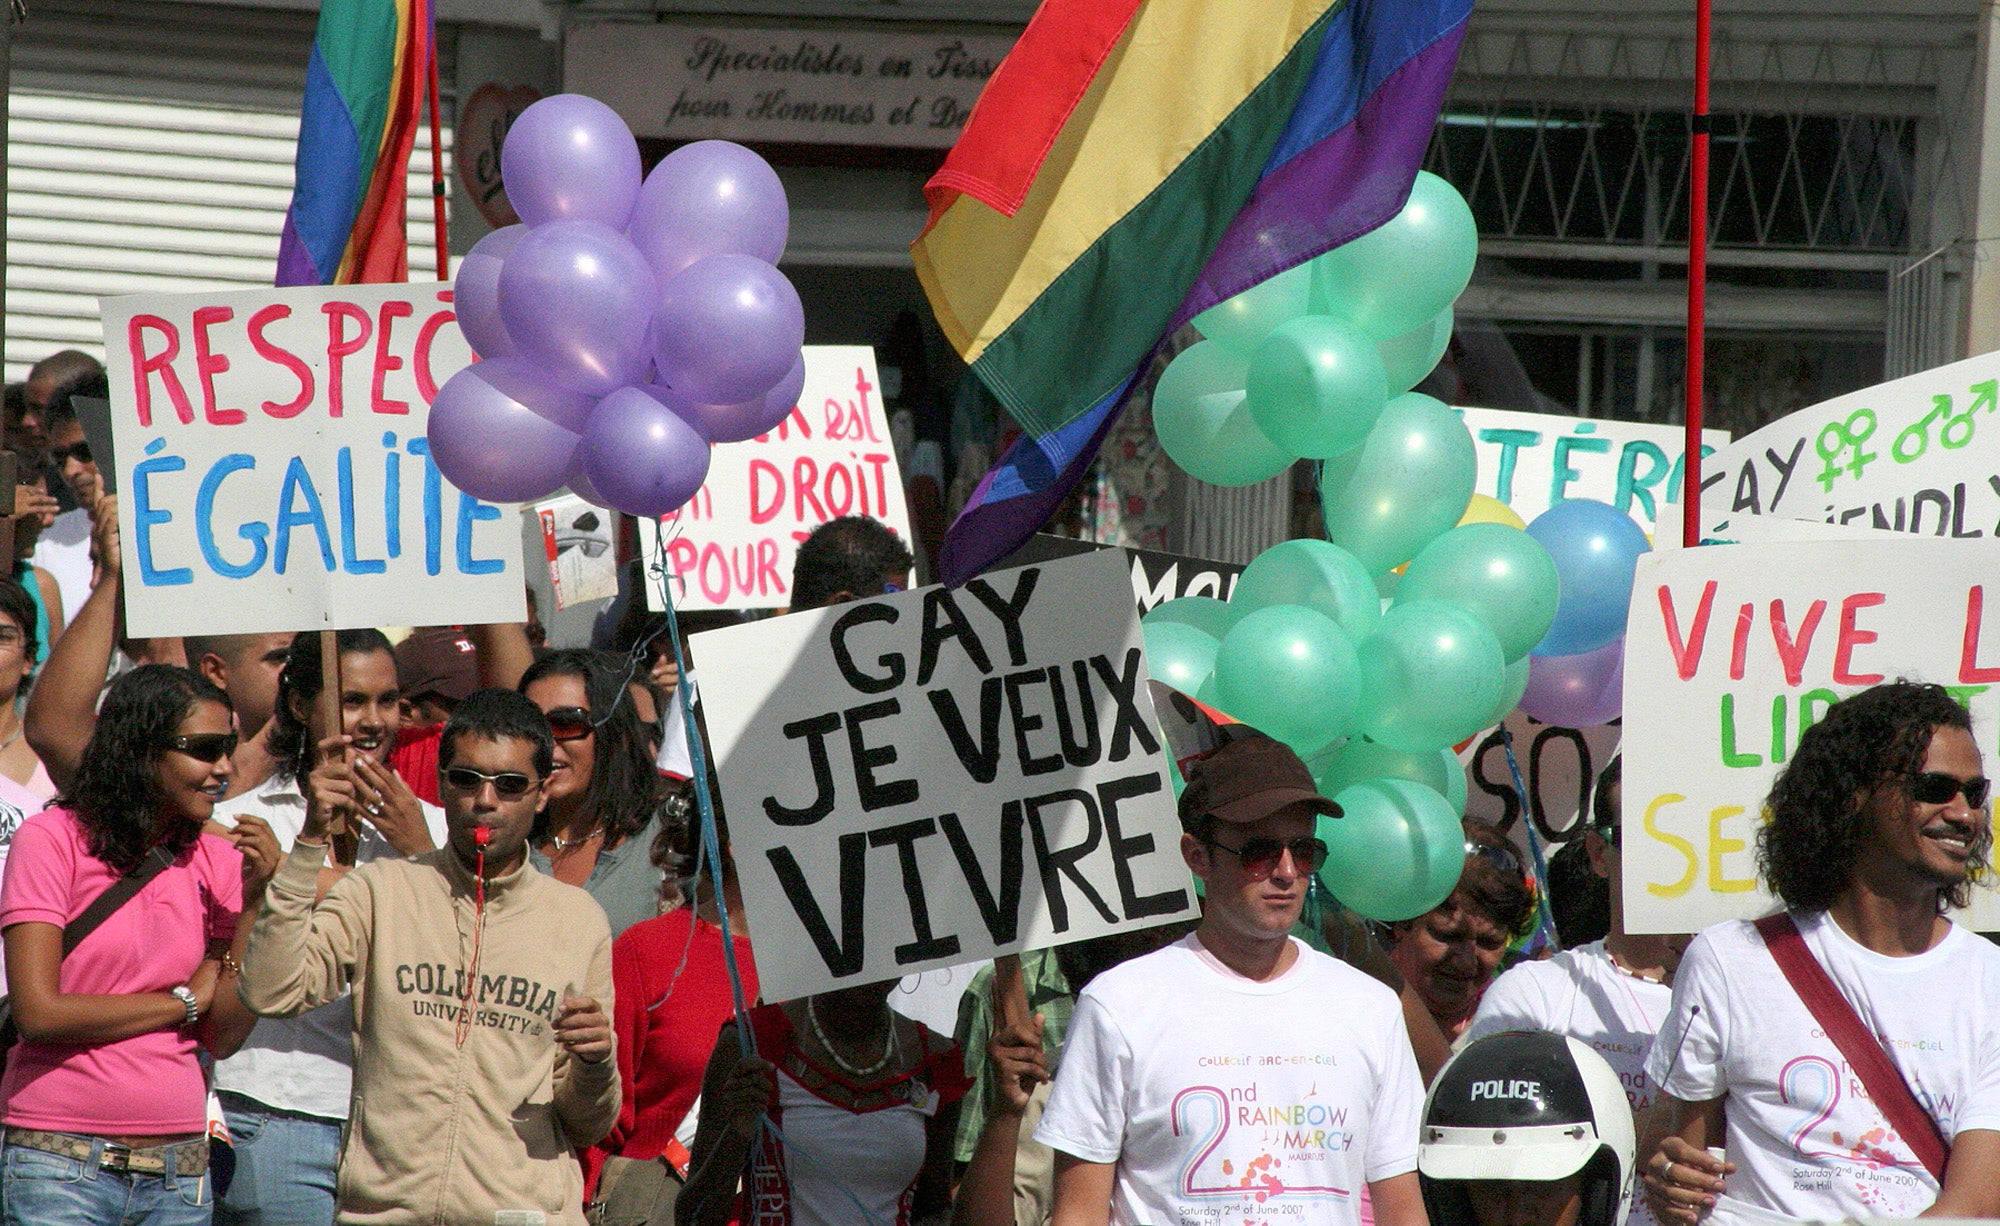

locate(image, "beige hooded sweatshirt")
(243, 841), (619, 1226)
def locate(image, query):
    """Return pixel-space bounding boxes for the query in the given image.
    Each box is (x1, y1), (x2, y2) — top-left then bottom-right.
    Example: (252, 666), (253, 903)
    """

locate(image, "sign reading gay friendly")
(692, 549), (1198, 1000)
(101, 282), (522, 637)
(1622, 538), (2000, 932)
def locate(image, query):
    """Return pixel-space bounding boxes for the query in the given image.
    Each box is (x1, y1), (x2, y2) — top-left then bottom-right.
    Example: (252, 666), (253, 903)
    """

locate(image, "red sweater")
(585, 907), (758, 1192)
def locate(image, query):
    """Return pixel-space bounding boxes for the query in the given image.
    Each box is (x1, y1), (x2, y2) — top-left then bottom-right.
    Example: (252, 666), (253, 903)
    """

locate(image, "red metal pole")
(425, 0), (449, 280)
(1681, 0), (1711, 548)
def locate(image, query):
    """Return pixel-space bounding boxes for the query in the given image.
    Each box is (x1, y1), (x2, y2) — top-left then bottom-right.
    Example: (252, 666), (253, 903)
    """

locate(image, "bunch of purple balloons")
(427, 94), (806, 517)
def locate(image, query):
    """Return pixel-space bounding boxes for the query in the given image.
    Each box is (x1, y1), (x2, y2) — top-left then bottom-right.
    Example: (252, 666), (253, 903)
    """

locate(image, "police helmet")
(1418, 1030), (1636, 1226)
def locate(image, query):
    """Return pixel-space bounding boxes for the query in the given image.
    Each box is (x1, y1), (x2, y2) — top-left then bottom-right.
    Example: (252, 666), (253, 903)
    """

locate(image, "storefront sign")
(565, 22), (1013, 149)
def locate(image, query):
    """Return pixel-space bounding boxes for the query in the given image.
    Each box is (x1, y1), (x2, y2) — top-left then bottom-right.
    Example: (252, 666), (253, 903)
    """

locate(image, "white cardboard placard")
(100, 282), (523, 636)
(1622, 538), (2000, 933)
(691, 550), (1197, 1001)
(637, 345), (912, 611)
(1457, 406), (1730, 538)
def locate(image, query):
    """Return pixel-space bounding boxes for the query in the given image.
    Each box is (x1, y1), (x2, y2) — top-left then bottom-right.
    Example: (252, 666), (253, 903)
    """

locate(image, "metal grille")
(1429, 106), (1916, 254)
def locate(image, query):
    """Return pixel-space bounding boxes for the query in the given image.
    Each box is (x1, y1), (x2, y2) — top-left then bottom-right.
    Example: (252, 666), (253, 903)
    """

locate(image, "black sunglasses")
(544, 706), (595, 743)
(48, 440), (91, 467)
(1466, 839), (1525, 878)
(164, 733), (237, 763)
(1198, 834), (1328, 877)
(442, 766), (538, 799)
(1906, 771), (1991, 809)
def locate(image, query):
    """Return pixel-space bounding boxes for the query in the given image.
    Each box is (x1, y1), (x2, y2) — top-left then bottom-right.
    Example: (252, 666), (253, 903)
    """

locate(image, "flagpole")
(1681, 0), (1711, 548)
(424, 0), (449, 280)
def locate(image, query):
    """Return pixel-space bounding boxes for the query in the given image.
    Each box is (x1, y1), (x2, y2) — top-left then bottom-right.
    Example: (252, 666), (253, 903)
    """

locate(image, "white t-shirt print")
(1646, 912), (2000, 1221)
(1035, 934), (1423, 1226)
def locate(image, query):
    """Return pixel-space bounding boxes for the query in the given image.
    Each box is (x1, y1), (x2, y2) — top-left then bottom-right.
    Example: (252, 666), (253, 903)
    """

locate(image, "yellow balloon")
(1457, 493), (1526, 531)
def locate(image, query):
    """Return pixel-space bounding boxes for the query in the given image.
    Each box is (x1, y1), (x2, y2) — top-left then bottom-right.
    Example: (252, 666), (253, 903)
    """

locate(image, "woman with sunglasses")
(208, 628), (446, 1226)
(0, 664), (275, 1223)
(1385, 818), (1537, 1043)
(520, 650), (665, 939)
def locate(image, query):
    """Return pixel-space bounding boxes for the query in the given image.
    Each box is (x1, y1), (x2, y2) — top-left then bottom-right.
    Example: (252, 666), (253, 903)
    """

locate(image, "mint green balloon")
(1321, 778), (1465, 921)
(1488, 656), (1530, 724)
(1142, 620), (1219, 696)
(1142, 596), (1240, 641)
(1311, 737), (1453, 798)
(1319, 393), (1477, 573)
(1398, 522), (1560, 663)
(1356, 598), (1505, 752)
(1212, 604), (1359, 755)
(1439, 748), (1469, 814)
(1245, 315), (1390, 459)
(1232, 538), (1382, 642)
(1378, 306), (1454, 393)
(1152, 341), (1297, 486)
(1193, 263), (1312, 356)
(1310, 171), (1479, 340)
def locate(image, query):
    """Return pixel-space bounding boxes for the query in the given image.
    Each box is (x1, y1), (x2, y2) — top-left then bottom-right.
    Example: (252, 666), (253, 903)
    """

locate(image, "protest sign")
(1462, 714), (1622, 848)
(1458, 406), (1729, 538)
(99, 282), (524, 637)
(1622, 538), (2000, 933)
(692, 549), (1198, 1001)
(1696, 351), (2000, 539)
(1002, 534), (1245, 615)
(636, 345), (911, 612)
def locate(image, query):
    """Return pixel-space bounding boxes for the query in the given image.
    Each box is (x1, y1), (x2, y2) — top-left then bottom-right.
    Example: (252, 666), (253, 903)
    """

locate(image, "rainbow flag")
(275, 0), (430, 285)
(916, 0), (1471, 584)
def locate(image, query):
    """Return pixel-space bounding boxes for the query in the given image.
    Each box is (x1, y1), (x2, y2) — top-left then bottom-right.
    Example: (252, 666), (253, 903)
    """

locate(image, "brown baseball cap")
(394, 627), (479, 705)
(1181, 733), (1343, 825)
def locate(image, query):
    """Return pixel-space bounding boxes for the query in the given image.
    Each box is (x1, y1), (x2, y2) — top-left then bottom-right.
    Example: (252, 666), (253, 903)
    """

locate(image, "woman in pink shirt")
(0, 664), (275, 1223)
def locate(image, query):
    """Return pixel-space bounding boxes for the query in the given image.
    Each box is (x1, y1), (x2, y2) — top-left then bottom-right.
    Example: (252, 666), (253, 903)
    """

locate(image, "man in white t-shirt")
(1467, 758), (1685, 1226)
(1036, 731), (1428, 1226)
(1642, 681), (2000, 1223)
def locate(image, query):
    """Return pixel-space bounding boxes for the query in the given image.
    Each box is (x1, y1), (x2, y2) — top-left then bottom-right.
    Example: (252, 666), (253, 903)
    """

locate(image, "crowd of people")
(0, 348), (1992, 1226)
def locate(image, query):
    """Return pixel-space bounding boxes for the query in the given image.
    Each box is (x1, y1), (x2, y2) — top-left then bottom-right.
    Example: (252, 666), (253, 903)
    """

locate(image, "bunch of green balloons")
(1137, 489), (1562, 920)
(1154, 172), (1476, 485)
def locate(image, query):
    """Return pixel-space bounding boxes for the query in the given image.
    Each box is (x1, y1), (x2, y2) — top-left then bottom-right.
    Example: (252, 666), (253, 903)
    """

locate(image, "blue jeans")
(213, 1097), (340, 1226)
(1, 1135), (211, 1225)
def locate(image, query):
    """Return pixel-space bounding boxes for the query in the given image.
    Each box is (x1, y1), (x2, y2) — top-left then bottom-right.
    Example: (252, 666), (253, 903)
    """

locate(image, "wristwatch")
(170, 985), (200, 1028)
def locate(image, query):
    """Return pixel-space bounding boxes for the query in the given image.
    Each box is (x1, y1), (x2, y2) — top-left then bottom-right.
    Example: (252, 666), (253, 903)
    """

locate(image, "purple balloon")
(1518, 637), (1625, 728)
(580, 385), (714, 518)
(653, 255), (804, 405)
(676, 354), (806, 443)
(498, 220), (657, 397)
(567, 452), (616, 509)
(628, 140), (789, 279)
(426, 363), (580, 504)
(455, 225), (523, 359)
(471, 356), (598, 433)
(499, 94), (642, 229)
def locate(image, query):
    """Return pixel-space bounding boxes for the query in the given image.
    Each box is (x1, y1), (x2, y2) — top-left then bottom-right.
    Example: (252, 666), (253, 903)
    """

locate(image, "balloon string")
(1499, 727), (1560, 955)
(650, 530), (755, 1058)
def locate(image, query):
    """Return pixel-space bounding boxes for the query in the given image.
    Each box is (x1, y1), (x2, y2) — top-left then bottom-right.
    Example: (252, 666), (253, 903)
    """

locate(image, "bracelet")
(170, 984), (200, 1028)
(218, 952), (242, 978)
(294, 834), (331, 849)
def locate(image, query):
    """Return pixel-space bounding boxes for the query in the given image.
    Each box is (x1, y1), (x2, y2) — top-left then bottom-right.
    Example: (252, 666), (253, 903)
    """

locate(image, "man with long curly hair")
(1640, 681), (2000, 1223)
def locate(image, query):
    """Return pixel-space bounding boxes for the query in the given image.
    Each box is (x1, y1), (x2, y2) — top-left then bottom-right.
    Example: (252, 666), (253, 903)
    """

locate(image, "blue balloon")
(1526, 500), (1650, 656)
